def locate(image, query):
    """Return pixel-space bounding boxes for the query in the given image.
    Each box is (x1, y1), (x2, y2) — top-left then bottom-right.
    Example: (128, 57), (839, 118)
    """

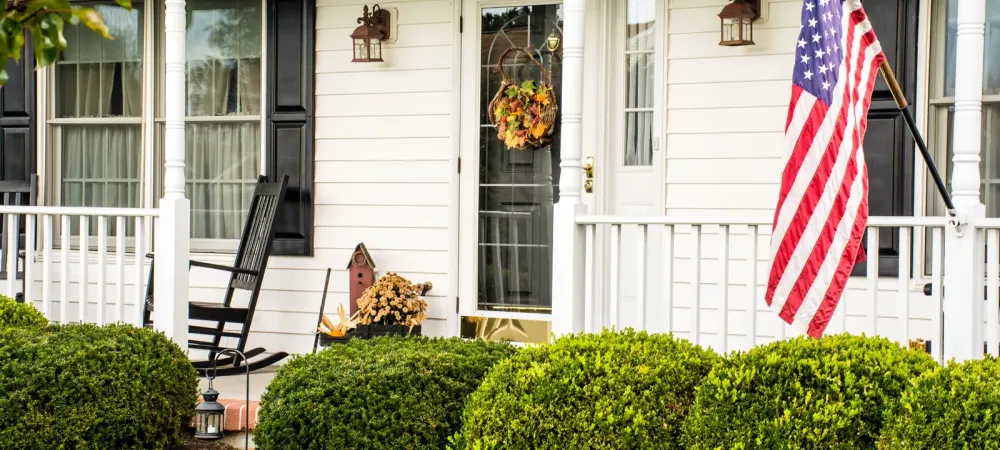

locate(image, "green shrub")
(682, 333), (937, 450)
(0, 295), (47, 329)
(879, 357), (1000, 449)
(254, 336), (517, 450)
(458, 329), (720, 450)
(0, 323), (198, 450)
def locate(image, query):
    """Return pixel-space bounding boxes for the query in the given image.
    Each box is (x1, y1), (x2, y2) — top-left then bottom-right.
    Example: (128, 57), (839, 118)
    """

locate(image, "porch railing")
(0, 205), (159, 327)
(577, 215), (952, 363)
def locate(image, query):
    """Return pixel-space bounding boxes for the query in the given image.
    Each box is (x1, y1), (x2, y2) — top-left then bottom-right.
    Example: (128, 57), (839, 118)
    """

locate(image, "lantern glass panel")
(354, 38), (367, 60)
(372, 40), (381, 60)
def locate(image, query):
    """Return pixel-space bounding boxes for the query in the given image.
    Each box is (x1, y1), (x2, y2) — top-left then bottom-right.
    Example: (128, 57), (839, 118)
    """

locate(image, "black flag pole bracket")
(878, 61), (957, 218)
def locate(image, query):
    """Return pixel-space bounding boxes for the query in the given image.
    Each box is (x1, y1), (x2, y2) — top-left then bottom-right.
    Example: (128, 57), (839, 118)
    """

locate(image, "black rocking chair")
(143, 175), (289, 376)
(0, 175), (38, 303)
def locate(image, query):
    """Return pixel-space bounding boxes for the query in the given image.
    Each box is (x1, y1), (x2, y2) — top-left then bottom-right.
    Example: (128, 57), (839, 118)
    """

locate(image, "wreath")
(487, 47), (559, 151)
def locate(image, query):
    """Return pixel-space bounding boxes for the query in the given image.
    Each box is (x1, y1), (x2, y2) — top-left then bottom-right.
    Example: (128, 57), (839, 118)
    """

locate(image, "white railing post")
(153, 0), (190, 348)
(551, 0), (587, 337)
(943, 0), (987, 363)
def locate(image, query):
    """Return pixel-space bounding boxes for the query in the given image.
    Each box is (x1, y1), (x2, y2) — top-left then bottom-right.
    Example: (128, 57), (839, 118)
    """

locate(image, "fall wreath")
(487, 47), (559, 150)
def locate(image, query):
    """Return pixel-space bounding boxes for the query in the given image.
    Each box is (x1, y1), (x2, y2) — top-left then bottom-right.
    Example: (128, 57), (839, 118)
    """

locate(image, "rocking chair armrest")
(189, 259), (259, 276)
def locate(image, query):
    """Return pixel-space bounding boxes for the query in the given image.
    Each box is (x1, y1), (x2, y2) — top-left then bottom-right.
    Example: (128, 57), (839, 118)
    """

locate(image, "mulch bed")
(176, 431), (243, 450)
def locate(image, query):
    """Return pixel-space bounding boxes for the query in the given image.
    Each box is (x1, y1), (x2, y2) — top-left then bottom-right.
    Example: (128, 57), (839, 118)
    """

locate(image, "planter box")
(318, 324), (422, 348)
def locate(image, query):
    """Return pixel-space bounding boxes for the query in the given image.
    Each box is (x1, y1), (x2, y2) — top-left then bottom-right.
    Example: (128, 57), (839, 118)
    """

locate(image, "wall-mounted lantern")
(718, 0), (760, 46)
(351, 5), (391, 62)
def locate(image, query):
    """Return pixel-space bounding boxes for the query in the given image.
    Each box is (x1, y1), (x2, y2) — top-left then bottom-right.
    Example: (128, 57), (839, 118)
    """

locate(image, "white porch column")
(551, 0), (587, 337)
(943, 0), (987, 362)
(153, 0), (190, 347)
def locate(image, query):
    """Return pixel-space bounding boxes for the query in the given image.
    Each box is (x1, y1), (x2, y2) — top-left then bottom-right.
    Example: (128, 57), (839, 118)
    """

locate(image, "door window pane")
(183, 0), (262, 240)
(624, 0), (655, 166)
(986, 0), (1000, 94)
(478, 5), (563, 314)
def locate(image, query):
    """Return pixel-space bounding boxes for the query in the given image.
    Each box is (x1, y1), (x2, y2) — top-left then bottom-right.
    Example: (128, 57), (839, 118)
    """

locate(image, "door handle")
(583, 157), (594, 193)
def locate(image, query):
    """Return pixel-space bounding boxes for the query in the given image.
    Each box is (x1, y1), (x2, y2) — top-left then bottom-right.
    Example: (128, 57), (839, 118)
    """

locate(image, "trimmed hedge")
(458, 329), (720, 450)
(879, 357), (1000, 449)
(254, 336), (517, 450)
(682, 333), (937, 450)
(0, 323), (198, 450)
(0, 295), (47, 329)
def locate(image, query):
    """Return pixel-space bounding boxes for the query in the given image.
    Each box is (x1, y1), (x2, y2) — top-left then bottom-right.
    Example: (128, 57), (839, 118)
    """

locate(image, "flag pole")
(878, 60), (957, 216)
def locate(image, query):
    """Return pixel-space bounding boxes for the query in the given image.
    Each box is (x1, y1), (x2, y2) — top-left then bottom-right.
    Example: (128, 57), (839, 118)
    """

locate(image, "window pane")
(56, 4), (143, 118)
(180, 0), (263, 241)
(186, 122), (259, 239)
(986, 0), (1000, 95)
(624, 0), (655, 166)
(60, 125), (142, 209)
(943, 0), (958, 97)
(186, 0), (262, 116)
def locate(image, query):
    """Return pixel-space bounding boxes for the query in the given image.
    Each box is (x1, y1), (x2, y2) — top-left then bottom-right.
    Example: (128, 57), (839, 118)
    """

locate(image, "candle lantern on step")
(194, 386), (225, 440)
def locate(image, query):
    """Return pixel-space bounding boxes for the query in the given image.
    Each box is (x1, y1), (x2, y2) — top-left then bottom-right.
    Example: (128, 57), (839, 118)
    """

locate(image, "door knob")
(583, 157), (594, 193)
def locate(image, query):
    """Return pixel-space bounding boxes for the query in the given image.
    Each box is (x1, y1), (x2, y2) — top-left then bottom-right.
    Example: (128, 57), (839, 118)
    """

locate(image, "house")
(0, 0), (997, 364)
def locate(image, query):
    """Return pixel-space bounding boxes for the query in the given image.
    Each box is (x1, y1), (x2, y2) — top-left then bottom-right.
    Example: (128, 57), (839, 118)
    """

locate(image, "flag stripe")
(765, 0), (885, 338)
(767, 5), (862, 309)
(778, 14), (877, 320)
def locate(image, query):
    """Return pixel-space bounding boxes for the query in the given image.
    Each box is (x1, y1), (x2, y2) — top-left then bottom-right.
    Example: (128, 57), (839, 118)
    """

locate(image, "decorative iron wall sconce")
(718, 0), (760, 46)
(352, 4), (392, 62)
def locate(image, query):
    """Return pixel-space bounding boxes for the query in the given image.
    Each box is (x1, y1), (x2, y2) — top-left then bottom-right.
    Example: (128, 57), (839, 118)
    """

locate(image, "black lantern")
(195, 349), (251, 449)
(352, 5), (391, 62)
(194, 386), (225, 440)
(718, 0), (760, 46)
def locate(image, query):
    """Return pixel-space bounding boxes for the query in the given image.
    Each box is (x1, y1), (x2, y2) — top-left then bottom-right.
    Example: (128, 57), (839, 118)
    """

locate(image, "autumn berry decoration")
(355, 272), (431, 329)
(488, 47), (558, 151)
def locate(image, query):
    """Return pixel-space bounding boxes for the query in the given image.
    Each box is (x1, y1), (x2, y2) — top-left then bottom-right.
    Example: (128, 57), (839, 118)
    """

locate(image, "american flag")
(765, 0), (885, 338)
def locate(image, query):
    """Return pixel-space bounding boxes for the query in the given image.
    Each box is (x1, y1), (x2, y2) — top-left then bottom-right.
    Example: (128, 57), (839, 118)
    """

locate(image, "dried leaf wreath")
(488, 47), (559, 150)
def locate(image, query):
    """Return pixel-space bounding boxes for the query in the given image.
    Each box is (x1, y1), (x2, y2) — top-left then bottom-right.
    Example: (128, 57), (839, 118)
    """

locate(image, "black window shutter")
(266, 0), (315, 256)
(0, 35), (36, 183)
(852, 0), (918, 278)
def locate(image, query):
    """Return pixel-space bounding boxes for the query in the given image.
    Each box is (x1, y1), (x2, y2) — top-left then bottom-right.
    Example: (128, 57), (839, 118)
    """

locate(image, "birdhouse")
(347, 243), (376, 315)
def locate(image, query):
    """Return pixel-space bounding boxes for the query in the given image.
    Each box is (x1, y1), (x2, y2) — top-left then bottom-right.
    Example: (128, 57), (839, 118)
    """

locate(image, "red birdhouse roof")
(347, 242), (376, 269)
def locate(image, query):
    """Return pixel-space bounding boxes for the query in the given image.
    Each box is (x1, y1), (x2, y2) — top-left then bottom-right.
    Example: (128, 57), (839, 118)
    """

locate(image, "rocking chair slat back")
(230, 177), (287, 291)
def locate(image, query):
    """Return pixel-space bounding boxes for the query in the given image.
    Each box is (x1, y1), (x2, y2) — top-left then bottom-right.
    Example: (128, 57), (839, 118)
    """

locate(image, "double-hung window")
(926, 0), (1000, 217)
(46, 0), (265, 250)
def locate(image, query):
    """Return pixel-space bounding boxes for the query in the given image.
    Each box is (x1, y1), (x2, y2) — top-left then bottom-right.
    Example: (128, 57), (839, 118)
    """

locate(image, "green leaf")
(113, 0), (133, 9)
(72, 8), (110, 39)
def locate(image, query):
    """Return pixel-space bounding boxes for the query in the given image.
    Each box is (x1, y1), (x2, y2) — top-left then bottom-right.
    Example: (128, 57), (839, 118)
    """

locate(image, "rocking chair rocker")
(143, 175), (289, 377)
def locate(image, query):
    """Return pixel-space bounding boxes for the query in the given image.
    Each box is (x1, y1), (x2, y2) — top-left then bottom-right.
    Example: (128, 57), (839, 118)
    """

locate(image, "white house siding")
(654, 0), (936, 352)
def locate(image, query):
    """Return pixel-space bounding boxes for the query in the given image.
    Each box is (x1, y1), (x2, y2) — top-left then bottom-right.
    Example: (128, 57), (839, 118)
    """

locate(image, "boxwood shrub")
(254, 336), (517, 450)
(0, 323), (198, 450)
(682, 333), (937, 450)
(458, 329), (720, 450)
(879, 357), (1000, 449)
(0, 295), (47, 329)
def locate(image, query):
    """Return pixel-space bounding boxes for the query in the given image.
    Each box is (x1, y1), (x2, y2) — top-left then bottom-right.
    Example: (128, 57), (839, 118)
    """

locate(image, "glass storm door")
(458, 3), (563, 342)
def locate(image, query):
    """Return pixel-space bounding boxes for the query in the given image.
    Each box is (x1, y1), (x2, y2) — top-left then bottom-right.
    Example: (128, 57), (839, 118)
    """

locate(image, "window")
(174, 0), (262, 242)
(51, 3), (144, 211)
(47, 0), (265, 249)
(926, 0), (1000, 217)
(623, 0), (655, 167)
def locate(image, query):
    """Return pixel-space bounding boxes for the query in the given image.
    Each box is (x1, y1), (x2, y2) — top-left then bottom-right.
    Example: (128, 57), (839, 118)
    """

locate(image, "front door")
(458, 2), (563, 343)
